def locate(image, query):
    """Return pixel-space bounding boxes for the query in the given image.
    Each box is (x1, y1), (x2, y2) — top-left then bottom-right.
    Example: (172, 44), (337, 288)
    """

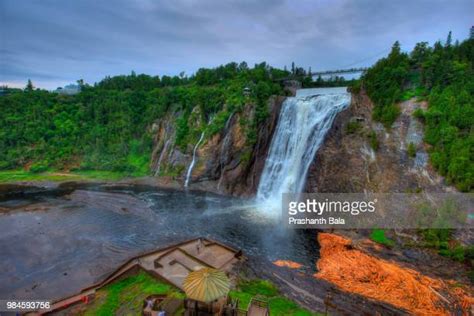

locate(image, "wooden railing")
(228, 296), (270, 316)
(249, 297), (270, 316)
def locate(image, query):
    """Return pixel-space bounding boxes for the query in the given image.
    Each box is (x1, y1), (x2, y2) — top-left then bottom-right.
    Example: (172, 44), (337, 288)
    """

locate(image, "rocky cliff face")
(150, 96), (285, 196)
(306, 90), (453, 193)
(152, 89), (453, 196)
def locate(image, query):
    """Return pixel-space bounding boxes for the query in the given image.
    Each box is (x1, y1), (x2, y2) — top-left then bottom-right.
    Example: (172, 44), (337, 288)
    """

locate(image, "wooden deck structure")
(29, 238), (242, 315)
(247, 298), (270, 316)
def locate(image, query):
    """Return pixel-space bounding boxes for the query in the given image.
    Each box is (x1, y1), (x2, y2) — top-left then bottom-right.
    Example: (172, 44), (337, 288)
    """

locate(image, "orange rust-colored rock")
(273, 260), (303, 269)
(315, 233), (472, 315)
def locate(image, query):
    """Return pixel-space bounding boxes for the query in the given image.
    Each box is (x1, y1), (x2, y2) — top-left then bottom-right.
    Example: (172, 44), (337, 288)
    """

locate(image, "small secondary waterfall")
(185, 132), (205, 187)
(257, 88), (350, 206)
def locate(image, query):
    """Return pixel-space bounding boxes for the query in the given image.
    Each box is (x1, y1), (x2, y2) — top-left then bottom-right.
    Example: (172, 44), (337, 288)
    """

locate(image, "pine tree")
(446, 31), (452, 47)
(26, 79), (34, 91)
(389, 41), (401, 58)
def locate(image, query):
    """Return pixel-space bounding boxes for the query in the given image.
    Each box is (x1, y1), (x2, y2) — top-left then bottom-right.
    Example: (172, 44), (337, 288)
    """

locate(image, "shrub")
(239, 150), (253, 166)
(349, 80), (361, 93)
(468, 270), (474, 283)
(369, 130), (379, 151)
(346, 121), (363, 134)
(422, 228), (451, 248)
(422, 228), (474, 263)
(413, 108), (425, 121)
(373, 104), (400, 128)
(370, 229), (395, 247)
(159, 164), (185, 178)
(206, 110), (232, 136)
(407, 142), (417, 158)
(29, 161), (49, 173)
(439, 244), (466, 262)
(401, 89), (417, 101)
(0, 161), (12, 170)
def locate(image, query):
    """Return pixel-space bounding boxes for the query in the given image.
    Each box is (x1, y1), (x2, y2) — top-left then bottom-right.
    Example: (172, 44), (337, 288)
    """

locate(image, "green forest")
(358, 35), (474, 191)
(1, 35), (473, 191)
(0, 62), (285, 175)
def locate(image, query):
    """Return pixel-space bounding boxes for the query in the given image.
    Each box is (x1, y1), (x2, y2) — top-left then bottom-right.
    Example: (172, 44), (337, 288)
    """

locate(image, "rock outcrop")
(150, 96), (285, 196)
(152, 89), (455, 196)
(306, 90), (453, 193)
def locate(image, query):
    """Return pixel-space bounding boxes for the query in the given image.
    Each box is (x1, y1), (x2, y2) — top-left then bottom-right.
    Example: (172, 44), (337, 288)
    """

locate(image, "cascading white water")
(257, 88), (350, 209)
(184, 132), (205, 187)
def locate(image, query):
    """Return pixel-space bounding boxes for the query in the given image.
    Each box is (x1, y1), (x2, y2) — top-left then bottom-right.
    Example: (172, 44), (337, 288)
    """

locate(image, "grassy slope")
(0, 170), (132, 183)
(229, 279), (319, 316)
(83, 275), (315, 316)
(83, 271), (183, 316)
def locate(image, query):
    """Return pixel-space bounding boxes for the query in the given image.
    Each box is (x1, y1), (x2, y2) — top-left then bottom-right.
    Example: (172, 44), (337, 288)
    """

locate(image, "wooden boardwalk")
(30, 238), (242, 315)
(247, 298), (269, 316)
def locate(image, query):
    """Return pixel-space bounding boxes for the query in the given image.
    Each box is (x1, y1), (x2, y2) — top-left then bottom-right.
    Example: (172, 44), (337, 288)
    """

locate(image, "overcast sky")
(1, 0), (473, 89)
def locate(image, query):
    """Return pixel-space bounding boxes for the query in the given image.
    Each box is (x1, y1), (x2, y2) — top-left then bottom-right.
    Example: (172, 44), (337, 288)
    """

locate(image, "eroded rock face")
(306, 90), (452, 193)
(152, 89), (454, 196)
(150, 113), (178, 176)
(150, 96), (285, 196)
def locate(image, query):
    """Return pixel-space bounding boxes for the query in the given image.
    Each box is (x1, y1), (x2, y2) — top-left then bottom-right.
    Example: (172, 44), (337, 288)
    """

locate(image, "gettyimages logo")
(288, 198), (377, 216)
(283, 193), (472, 229)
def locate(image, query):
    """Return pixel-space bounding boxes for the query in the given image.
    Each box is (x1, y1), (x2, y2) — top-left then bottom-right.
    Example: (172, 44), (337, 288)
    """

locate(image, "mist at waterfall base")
(255, 88), (351, 215)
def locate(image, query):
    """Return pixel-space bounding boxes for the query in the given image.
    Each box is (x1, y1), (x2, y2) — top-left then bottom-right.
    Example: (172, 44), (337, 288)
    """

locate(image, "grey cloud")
(1, 0), (473, 89)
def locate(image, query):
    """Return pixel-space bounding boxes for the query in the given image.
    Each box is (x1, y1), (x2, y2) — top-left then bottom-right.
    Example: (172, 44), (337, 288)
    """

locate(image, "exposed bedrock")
(150, 96), (285, 196)
(306, 90), (452, 193)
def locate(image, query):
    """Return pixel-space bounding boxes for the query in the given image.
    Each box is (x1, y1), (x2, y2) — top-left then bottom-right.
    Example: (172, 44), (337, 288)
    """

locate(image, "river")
(1, 88), (351, 302)
(0, 183), (319, 301)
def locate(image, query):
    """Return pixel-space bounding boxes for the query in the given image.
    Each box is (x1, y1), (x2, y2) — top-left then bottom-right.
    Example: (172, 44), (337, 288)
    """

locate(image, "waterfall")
(184, 132), (205, 187)
(257, 88), (350, 206)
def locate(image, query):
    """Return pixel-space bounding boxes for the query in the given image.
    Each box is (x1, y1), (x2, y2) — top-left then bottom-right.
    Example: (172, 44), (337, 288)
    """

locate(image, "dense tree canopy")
(360, 36), (474, 191)
(0, 63), (285, 174)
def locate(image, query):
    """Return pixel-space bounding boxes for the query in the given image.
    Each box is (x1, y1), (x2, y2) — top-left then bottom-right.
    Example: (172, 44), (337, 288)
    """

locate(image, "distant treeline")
(0, 62), (285, 174)
(356, 34), (474, 191)
(303, 75), (357, 88)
